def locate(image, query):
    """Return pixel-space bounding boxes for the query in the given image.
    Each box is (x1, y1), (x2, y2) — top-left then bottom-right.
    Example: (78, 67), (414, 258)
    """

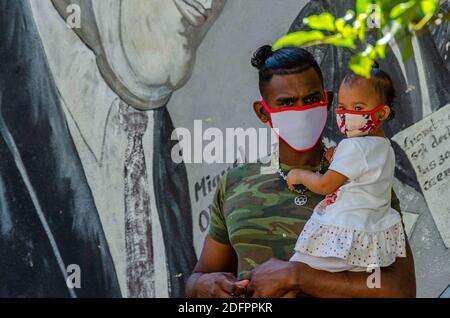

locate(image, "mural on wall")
(1, 0), (449, 298)
(0, 0), (225, 298)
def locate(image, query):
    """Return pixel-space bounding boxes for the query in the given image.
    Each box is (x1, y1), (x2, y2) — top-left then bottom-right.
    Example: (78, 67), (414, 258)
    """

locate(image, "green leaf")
(355, 14), (367, 42)
(419, 0), (439, 16)
(356, 0), (373, 15)
(323, 35), (357, 49)
(335, 18), (346, 33)
(273, 31), (325, 50)
(350, 54), (375, 78)
(390, 1), (417, 20)
(375, 42), (387, 59)
(304, 12), (336, 32)
(379, 0), (396, 12)
(363, 44), (378, 59)
(334, 18), (358, 39)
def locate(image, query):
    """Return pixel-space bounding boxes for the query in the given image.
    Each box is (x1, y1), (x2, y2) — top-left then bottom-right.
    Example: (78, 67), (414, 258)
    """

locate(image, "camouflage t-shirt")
(209, 160), (401, 279)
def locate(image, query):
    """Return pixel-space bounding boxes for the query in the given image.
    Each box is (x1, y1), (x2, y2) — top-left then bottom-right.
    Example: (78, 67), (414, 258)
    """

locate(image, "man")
(186, 45), (416, 298)
(0, 0), (224, 297)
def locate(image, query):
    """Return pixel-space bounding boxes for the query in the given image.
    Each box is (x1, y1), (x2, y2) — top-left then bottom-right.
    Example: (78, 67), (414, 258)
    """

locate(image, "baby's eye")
(337, 105), (345, 110)
(354, 106), (364, 111)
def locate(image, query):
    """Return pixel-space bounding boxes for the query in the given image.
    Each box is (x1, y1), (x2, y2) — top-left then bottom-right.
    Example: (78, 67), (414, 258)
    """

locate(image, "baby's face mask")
(336, 104), (386, 138)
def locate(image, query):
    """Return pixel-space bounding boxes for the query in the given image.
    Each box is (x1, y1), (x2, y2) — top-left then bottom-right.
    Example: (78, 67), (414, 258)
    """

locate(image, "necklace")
(277, 148), (327, 206)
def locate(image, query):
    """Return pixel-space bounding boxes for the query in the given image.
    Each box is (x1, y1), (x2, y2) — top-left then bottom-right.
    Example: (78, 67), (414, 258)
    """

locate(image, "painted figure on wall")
(0, 0), (225, 298)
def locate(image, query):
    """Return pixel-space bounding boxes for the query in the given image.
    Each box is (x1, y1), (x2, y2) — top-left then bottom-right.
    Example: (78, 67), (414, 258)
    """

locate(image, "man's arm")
(293, 240), (416, 297)
(186, 170), (251, 298)
(245, 240), (416, 298)
(186, 235), (248, 298)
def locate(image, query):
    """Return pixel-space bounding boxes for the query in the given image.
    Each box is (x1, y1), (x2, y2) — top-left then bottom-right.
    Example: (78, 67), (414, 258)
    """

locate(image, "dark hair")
(251, 45), (324, 95)
(342, 62), (396, 119)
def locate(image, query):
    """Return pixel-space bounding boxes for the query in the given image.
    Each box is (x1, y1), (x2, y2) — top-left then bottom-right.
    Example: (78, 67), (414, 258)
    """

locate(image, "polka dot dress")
(294, 218), (407, 268)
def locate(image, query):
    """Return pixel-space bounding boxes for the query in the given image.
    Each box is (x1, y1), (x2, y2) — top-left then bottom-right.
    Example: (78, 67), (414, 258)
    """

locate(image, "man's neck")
(279, 141), (324, 168)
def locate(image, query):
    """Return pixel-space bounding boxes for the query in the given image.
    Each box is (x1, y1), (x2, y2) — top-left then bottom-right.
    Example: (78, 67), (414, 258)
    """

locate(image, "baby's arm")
(287, 169), (348, 195)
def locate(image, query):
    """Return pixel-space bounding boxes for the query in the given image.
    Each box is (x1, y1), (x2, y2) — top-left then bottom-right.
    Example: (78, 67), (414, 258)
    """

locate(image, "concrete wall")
(0, 0), (449, 298)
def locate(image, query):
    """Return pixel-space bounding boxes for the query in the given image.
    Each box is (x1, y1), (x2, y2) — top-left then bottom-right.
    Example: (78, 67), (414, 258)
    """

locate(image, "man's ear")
(253, 101), (270, 123)
(378, 105), (391, 121)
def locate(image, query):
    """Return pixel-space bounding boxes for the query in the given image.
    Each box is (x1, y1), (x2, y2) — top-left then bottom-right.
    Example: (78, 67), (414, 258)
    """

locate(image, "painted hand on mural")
(51, 0), (226, 110)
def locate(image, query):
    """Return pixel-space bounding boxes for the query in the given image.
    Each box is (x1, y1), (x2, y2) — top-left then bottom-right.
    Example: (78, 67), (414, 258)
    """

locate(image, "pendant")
(294, 195), (308, 206)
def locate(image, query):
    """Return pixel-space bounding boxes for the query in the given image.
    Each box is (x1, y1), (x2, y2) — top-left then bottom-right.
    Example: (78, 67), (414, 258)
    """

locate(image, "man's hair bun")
(251, 45), (273, 70)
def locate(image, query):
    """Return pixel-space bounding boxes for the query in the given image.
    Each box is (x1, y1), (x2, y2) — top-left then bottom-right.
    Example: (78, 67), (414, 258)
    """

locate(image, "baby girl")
(287, 65), (406, 272)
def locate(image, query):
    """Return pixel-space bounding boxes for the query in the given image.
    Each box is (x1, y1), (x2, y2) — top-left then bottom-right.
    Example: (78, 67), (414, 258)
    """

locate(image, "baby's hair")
(342, 62), (396, 120)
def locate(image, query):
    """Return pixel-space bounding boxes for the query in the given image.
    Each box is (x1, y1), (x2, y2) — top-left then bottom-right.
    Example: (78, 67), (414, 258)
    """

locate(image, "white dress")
(290, 136), (407, 272)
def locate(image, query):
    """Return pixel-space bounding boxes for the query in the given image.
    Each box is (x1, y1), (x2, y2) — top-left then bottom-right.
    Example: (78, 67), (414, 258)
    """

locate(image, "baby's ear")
(379, 105), (392, 121)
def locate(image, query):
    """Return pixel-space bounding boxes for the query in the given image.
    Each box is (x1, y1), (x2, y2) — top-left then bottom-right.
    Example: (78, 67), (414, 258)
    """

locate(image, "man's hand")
(194, 272), (249, 298)
(243, 258), (298, 298)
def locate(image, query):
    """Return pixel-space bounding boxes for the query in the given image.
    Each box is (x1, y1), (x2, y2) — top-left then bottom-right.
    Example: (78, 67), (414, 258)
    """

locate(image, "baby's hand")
(325, 146), (336, 163)
(287, 169), (303, 191)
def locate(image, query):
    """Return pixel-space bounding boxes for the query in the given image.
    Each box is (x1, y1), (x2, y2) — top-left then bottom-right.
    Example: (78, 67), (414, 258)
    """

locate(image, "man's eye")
(281, 100), (296, 106)
(304, 96), (320, 105)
